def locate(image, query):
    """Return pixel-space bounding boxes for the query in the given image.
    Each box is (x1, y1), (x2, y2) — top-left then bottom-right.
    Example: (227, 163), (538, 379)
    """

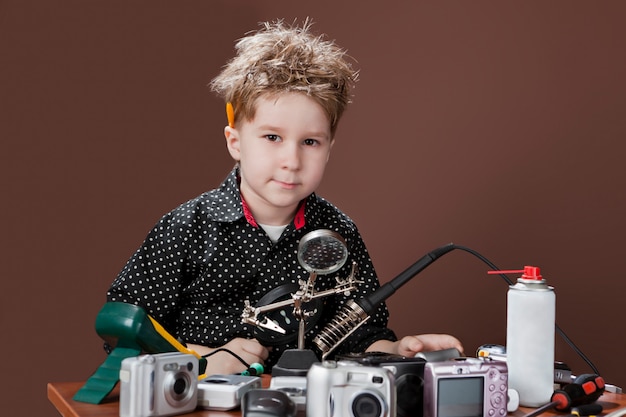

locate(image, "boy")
(107, 20), (462, 375)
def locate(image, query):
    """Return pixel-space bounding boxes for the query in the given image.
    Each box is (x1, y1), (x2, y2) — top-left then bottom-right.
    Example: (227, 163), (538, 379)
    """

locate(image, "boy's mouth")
(273, 179), (298, 189)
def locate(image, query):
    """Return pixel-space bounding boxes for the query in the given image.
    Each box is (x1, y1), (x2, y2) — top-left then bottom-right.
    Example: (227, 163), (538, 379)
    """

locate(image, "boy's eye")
(265, 134), (280, 142)
(303, 138), (319, 146)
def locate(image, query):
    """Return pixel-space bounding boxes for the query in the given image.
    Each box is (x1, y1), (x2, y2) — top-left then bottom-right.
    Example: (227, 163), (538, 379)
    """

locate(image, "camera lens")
(351, 392), (384, 417)
(165, 371), (192, 405)
(173, 376), (187, 396)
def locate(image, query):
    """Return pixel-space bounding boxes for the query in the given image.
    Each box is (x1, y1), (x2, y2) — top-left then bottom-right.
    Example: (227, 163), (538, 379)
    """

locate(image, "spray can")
(506, 266), (555, 407)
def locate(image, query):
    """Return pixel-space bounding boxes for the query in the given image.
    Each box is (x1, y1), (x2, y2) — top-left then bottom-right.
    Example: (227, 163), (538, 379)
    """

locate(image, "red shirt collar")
(240, 195), (306, 231)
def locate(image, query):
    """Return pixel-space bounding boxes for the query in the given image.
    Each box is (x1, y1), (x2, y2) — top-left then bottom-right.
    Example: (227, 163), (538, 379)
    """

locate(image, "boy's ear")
(224, 126), (241, 161)
(327, 138), (335, 162)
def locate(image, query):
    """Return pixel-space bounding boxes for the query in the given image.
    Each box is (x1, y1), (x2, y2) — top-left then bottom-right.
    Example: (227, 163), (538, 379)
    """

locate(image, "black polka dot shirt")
(107, 167), (397, 369)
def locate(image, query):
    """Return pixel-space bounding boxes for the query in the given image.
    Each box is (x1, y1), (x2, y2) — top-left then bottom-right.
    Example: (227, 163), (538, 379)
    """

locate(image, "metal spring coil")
(313, 300), (368, 357)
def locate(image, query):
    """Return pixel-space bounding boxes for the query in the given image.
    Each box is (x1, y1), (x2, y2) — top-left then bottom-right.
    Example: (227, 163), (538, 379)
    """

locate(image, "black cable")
(452, 245), (515, 285)
(452, 244), (600, 376)
(554, 325), (600, 376)
(202, 347), (250, 368)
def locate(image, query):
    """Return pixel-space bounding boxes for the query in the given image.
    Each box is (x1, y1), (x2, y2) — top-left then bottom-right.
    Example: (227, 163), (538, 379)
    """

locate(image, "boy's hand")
(367, 333), (464, 358)
(396, 334), (464, 357)
(188, 338), (270, 375)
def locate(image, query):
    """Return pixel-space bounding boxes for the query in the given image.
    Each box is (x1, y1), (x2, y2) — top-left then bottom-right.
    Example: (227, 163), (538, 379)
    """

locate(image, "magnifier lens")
(298, 230), (348, 274)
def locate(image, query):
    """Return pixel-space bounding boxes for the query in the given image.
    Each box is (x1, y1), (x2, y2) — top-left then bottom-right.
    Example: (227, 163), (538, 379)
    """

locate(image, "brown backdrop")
(2, 1), (625, 416)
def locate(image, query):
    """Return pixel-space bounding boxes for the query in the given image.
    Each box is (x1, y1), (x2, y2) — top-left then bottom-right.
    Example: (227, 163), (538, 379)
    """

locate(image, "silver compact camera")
(306, 361), (396, 417)
(119, 352), (199, 417)
(423, 357), (508, 417)
(337, 351), (429, 417)
(197, 374), (261, 410)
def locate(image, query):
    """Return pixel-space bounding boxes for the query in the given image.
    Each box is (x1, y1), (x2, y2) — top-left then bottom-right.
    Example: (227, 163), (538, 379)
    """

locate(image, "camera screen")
(437, 377), (483, 417)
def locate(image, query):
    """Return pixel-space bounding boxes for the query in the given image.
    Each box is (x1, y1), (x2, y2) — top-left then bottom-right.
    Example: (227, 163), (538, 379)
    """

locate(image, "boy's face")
(224, 92), (334, 226)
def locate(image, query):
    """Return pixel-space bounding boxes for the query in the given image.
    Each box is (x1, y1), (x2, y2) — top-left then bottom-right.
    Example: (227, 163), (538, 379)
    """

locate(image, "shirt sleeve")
(107, 211), (193, 334)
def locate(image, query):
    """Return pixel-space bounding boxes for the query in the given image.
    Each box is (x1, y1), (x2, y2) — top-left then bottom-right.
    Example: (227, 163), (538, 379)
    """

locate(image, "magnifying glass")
(297, 229), (348, 275)
(253, 229), (349, 345)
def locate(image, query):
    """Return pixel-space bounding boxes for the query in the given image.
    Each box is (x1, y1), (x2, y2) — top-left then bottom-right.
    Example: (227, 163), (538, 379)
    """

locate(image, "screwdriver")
(552, 374), (605, 411)
(522, 374), (605, 417)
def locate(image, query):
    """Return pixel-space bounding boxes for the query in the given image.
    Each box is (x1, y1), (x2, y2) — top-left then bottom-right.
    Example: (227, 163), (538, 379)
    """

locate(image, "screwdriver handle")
(551, 374), (606, 411)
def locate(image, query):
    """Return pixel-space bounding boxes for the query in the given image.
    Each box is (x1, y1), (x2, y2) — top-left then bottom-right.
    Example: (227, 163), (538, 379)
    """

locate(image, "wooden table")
(48, 379), (626, 417)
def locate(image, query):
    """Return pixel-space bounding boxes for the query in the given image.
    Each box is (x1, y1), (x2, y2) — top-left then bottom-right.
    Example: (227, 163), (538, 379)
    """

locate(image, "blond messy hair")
(210, 19), (358, 136)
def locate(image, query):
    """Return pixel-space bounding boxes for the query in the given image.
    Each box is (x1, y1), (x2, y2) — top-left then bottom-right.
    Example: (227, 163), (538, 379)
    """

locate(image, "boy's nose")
(280, 143), (301, 170)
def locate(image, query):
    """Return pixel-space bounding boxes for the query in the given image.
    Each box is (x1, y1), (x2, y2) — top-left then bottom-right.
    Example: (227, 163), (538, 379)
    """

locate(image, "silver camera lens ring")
(350, 390), (386, 417)
(164, 371), (193, 406)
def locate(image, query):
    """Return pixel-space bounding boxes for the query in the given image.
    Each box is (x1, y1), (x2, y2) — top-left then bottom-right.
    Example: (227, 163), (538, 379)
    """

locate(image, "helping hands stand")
(240, 229), (359, 376)
(242, 262), (360, 375)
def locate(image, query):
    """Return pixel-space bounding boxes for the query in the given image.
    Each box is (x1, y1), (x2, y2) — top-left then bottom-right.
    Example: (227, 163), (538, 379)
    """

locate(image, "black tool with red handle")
(551, 374), (605, 411)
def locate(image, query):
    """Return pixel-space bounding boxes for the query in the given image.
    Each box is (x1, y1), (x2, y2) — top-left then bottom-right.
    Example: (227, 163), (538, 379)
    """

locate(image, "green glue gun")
(73, 302), (207, 404)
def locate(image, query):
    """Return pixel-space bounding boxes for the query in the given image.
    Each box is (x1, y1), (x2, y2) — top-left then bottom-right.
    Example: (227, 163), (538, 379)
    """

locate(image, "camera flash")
(163, 363), (179, 372)
(347, 372), (369, 383)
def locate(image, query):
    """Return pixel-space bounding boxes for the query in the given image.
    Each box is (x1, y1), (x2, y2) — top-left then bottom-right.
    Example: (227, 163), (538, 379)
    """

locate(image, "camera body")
(197, 374), (261, 410)
(119, 352), (199, 417)
(423, 357), (508, 417)
(269, 375), (308, 412)
(306, 360), (396, 417)
(337, 352), (427, 417)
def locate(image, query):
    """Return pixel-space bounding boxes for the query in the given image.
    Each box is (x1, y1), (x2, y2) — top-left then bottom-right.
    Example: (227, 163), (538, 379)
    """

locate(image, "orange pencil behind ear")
(226, 102), (235, 128)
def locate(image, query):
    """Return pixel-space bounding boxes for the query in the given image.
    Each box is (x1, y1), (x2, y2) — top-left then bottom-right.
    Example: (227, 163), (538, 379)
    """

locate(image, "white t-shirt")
(259, 223), (288, 243)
